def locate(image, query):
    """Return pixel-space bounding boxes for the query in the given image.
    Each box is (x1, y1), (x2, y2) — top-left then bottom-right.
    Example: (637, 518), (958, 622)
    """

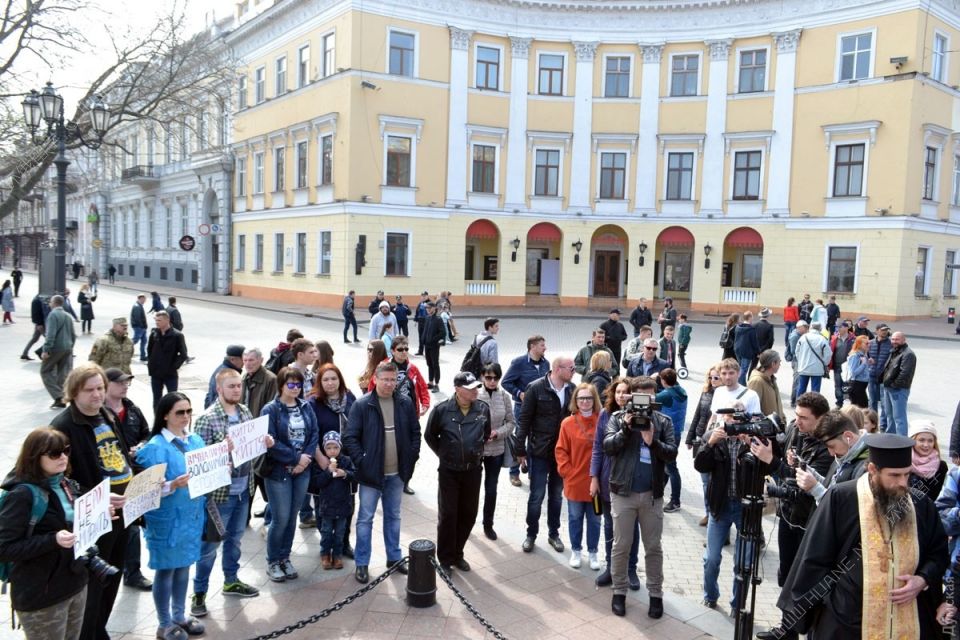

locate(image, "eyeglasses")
(174, 408), (193, 417)
(43, 446), (71, 458)
(482, 375), (499, 381)
(394, 347), (408, 352)
(576, 396), (594, 402)
(710, 376), (721, 381)
(285, 382), (303, 389)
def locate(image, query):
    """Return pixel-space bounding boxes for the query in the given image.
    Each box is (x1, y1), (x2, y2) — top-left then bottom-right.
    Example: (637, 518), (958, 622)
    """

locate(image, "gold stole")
(856, 473), (920, 640)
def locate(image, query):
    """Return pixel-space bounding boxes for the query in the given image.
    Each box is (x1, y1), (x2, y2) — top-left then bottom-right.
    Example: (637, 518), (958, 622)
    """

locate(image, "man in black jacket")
(20, 293), (48, 360)
(602, 376), (677, 619)
(146, 310), (188, 410)
(881, 331), (916, 437)
(166, 296), (183, 331)
(342, 290), (358, 343)
(629, 298), (653, 337)
(424, 372), (491, 572)
(130, 294), (148, 361)
(513, 356), (575, 553)
(755, 308), (775, 355)
(421, 302), (445, 390)
(600, 309), (628, 375)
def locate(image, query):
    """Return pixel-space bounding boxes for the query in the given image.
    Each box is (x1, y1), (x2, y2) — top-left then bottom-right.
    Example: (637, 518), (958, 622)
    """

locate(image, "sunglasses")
(174, 408), (193, 417)
(44, 446), (71, 458)
(285, 382), (303, 389)
(644, 346), (658, 351)
(394, 347), (409, 352)
(576, 396), (594, 402)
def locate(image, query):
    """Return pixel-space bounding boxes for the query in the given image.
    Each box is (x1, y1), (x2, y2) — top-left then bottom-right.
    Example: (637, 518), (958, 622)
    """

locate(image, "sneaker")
(569, 551), (581, 568)
(702, 599), (717, 609)
(509, 476), (522, 487)
(266, 562), (286, 582)
(663, 501), (681, 513)
(547, 536), (565, 553)
(588, 552), (601, 570)
(190, 592), (208, 617)
(222, 581), (259, 597)
(280, 559), (298, 580)
(522, 536), (535, 552)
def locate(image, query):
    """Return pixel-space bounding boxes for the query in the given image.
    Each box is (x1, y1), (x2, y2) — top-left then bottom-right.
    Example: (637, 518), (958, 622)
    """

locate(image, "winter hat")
(322, 431), (341, 448)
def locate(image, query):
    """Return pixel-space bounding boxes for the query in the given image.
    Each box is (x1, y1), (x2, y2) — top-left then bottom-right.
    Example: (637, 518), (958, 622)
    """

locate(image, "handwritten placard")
(73, 478), (112, 559)
(122, 463), (167, 527)
(185, 441), (231, 499)
(229, 415), (269, 466)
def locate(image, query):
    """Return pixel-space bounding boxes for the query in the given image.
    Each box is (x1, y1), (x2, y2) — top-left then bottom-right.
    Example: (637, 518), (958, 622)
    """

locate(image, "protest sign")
(185, 441), (231, 499)
(123, 463), (167, 527)
(73, 478), (112, 559)
(229, 415), (269, 466)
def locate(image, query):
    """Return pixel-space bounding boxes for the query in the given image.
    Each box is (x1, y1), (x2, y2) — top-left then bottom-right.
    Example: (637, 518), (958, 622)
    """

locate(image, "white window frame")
(275, 55), (287, 96)
(536, 50), (568, 96)
(238, 75), (248, 109)
(294, 231), (307, 274)
(383, 230), (412, 277)
(235, 157), (246, 196)
(945, 249), (959, 296)
(923, 145), (940, 202)
(273, 232), (285, 273)
(317, 230), (332, 275)
(179, 203), (189, 239)
(932, 31), (949, 83)
(386, 28), (418, 77)
(952, 154), (960, 207)
(661, 147), (699, 201)
(295, 140), (308, 189)
(379, 115), (422, 188)
(734, 46), (770, 94)
(236, 234), (246, 270)
(594, 148), (631, 200)
(916, 245), (933, 296)
(668, 51), (702, 97)
(254, 66), (265, 104)
(835, 28), (876, 83)
(254, 233), (264, 271)
(469, 141), (501, 194)
(602, 53), (634, 98)
(531, 145), (565, 197)
(319, 134), (334, 186)
(322, 31), (336, 78)
(728, 146), (766, 201)
(297, 44), (310, 88)
(253, 151), (264, 194)
(822, 243), (861, 294)
(273, 146), (285, 192)
(473, 42), (504, 91)
(826, 139), (870, 198)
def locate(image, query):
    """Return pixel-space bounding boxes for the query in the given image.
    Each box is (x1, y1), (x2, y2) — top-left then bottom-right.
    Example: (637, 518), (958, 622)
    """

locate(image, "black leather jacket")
(424, 398), (491, 471)
(602, 409), (677, 499)
(513, 374), (574, 460)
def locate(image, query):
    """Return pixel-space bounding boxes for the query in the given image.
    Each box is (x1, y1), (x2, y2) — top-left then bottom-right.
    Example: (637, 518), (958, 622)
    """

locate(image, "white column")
(568, 41), (597, 210)
(504, 37), (531, 211)
(768, 30), (801, 215)
(445, 27), (472, 207)
(635, 44), (663, 214)
(700, 39), (732, 216)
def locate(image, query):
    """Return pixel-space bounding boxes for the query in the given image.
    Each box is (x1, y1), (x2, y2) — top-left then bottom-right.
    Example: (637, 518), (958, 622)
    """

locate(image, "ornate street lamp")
(572, 238), (583, 265)
(703, 242), (712, 270)
(638, 240), (648, 267)
(510, 236), (521, 262)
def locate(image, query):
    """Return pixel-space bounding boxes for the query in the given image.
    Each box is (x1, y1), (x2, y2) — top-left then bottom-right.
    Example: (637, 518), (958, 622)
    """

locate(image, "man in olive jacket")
(89, 317), (134, 374)
(40, 294), (76, 408)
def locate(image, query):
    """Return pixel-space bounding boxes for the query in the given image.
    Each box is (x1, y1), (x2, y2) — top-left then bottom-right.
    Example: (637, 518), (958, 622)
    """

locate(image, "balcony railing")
(465, 280), (498, 296)
(121, 165), (160, 184)
(721, 287), (759, 305)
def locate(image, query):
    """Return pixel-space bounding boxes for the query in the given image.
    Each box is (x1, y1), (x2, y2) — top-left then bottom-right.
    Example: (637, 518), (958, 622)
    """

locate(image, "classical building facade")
(228, 0), (960, 317)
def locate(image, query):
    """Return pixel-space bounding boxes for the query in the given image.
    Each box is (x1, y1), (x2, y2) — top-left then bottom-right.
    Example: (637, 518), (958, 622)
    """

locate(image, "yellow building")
(226, 0), (960, 318)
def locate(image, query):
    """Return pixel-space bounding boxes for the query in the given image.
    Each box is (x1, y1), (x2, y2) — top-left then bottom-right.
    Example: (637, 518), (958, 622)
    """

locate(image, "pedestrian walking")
(78, 284), (96, 334)
(476, 363), (515, 541)
(421, 302), (444, 391)
(107, 263), (116, 284)
(40, 295), (75, 409)
(341, 290), (359, 344)
(146, 311), (188, 410)
(393, 295), (410, 337)
(131, 294), (148, 361)
(87, 270), (99, 296)
(1, 279), (14, 323)
(10, 266), (22, 296)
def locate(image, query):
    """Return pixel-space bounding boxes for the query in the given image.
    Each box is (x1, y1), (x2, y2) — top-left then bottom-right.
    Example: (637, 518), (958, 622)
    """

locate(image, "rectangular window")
(133, 212), (140, 247)
(295, 232), (307, 273)
(839, 32), (872, 81)
(385, 232), (409, 276)
(323, 33), (336, 78)
(318, 231), (332, 275)
(321, 135), (333, 185)
(237, 235), (246, 270)
(534, 149), (560, 196)
(923, 146), (938, 201)
(238, 75), (247, 109)
(916, 247), (930, 296)
(295, 141), (308, 189)
(538, 54), (564, 95)
(386, 136), (411, 187)
(219, 110), (228, 146)
(254, 66), (265, 103)
(180, 204), (189, 239)
(733, 150), (762, 200)
(827, 246), (857, 293)
(933, 34), (947, 83)
(389, 31), (415, 77)
(253, 152), (264, 193)
(174, 267), (182, 281)
(160, 267), (167, 280)
(945, 250), (957, 296)
(164, 126), (172, 164)
(604, 56), (630, 97)
(738, 49), (766, 93)
(599, 152), (626, 199)
(742, 254), (763, 288)
(254, 233), (264, 271)
(274, 233), (284, 272)
(670, 54), (699, 96)
(164, 206), (172, 248)
(663, 252), (691, 292)
(832, 143), (865, 197)
(179, 121), (189, 158)
(274, 147), (285, 191)
(143, 266), (150, 279)
(953, 156), (960, 206)
(666, 152), (694, 200)
(472, 144), (496, 193)
(275, 56), (287, 95)
(197, 111), (207, 149)
(476, 46), (500, 90)
(298, 44), (310, 87)
(236, 157), (246, 196)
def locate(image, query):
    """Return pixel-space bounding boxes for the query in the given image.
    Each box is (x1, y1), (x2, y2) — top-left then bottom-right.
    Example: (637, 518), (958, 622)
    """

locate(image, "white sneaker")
(569, 551), (581, 568)
(588, 552), (601, 570)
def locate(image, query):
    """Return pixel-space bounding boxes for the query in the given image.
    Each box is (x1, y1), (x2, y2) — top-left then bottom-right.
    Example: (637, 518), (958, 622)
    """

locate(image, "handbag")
(252, 453), (273, 478)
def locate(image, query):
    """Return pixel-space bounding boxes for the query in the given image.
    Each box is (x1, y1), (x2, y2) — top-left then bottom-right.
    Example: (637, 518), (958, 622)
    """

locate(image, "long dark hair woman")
(358, 340), (387, 390)
(721, 314), (739, 360)
(0, 427), (87, 639)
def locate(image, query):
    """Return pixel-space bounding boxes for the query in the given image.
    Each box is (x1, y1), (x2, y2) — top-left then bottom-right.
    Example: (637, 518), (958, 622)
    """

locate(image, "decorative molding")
(821, 120), (881, 148)
(378, 115), (424, 141)
(466, 124), (508, 143)
(723, 130), (775, 154)
(573, 41), (598, 62)
(657, 133), (705, 153)
(449, 26), (474, 50)
(527, 130), (573, 151)
(923, 123), (953, 148)
(311, 113), (338, 135)
(591, 133), (638, 152)
(773, 29), (802, 52)
(640, 44), (665, 64)
(706, 38), (733, 61)
(510, 36), (532, 60)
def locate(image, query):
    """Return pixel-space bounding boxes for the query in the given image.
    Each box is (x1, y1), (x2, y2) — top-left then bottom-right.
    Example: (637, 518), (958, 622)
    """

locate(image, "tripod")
(732, 450), (766, 640)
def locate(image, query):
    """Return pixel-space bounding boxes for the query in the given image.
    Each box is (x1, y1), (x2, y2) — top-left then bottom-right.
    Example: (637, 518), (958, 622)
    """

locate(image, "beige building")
(227, 0), (960, 318)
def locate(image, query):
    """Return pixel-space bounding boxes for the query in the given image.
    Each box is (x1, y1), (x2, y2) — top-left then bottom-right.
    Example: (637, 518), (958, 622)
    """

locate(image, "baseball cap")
(609, 308), (621, 315)
(453, 372), (482, 389)
(857, 316), (870, 323)
(105, 368), (134, 383)
(876, 323), (890, 331)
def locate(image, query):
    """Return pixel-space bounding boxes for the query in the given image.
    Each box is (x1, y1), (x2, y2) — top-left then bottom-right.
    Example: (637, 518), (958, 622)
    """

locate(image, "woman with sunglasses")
(686, 364), (723, 526)
(260, 367), (319, 583)
(358, 340), (388, 391)
(136, 392), (206, 640)
(0, 427), (87, 639)
(476, 363), (516, 541)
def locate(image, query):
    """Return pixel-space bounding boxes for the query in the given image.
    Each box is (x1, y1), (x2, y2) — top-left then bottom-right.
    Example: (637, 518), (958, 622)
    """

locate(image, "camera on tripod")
(622, 393), (660, 431)
(718, 409), (781, 441)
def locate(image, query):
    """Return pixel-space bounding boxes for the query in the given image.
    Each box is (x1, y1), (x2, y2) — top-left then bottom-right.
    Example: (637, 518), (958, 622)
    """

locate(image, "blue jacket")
(394, 302), (410, 325)
(204, 359), (242, 409)
(626, 355), (668, 378)
(502, 354), (550, 418)
(846, 351), (870, 382)
(343, 391), (421, 488)
(936, 466), (960, 573)
(312, 453), (355, 519)
(733, 322), (760, 361)
(260, 398), (320, 481)
(656, 385), (688, 441)
(589, 410), (614, 502)
(311, 391), (357, 436)
(867, 337), (892, 382)
(136, 433), (206, 570)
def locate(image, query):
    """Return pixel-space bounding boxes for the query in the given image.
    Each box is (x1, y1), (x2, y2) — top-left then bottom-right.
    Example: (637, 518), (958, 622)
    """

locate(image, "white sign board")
(73, 478), (112, 559)
(185, 441), (231, 499)
(122, 463), (167, 527)
(229, 415), (269, 467)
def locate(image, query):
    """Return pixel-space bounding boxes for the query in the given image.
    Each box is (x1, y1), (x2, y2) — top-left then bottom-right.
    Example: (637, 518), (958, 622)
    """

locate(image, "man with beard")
(777, 433), (948, 639)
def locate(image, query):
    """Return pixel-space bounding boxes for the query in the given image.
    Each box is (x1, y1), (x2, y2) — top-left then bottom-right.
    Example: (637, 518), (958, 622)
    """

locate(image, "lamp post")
(572, 238), (584, 265)
(638, 240), (648, 267)
(703, 242), (712, 270)
(21, 82), (109, 295)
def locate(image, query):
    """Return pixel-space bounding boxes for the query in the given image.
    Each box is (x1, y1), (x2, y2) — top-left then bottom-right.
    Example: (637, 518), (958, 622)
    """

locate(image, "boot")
(321, 552), (333, 570)
(332, 555), (343, 570)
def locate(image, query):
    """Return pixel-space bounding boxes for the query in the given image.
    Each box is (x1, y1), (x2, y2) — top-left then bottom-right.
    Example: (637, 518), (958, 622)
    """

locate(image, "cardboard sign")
(122, 463), (167, 527)
(185, 441), (231, 499)
(73, 478), (112, 559)
(228, 415), (269, 466)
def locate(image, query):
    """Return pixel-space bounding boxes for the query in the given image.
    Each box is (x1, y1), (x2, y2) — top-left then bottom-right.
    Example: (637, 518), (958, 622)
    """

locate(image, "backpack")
(719, 327), (733, 349)
(0, 484), (48, 589)
(460, 335), (494, 377)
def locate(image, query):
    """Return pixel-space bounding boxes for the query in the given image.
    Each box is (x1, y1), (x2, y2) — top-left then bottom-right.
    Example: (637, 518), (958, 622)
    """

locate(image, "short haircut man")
(484, 317), (499, 331)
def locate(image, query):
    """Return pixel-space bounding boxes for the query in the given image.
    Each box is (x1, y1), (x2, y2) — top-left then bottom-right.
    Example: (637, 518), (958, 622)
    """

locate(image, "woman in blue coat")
(136, 392), (206, 640)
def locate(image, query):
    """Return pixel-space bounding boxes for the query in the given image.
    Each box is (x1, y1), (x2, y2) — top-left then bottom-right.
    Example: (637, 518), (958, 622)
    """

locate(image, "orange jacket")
(555, 413), (599, 502)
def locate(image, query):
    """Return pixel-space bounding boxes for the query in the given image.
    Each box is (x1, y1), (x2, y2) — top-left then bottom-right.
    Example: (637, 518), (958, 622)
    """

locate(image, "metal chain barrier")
(429, 557), (511, 640)
(243, 560), (405, 640)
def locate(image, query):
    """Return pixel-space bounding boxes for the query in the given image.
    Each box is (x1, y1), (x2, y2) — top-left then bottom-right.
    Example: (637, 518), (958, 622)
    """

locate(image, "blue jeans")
(882, 386), (910, 436)
(783, 322), (796, 359)
(343, 315), (358, 342)
(666, 461), (681, 505)
(526, 454), (563, 540)
(194, 491), (249, 593)
(601, 500), (638, 570)
(152, 566), (189, 627)
(264, 473), (310, 563)
(737, 357), (752, 385)
(567, 500), (600, 553)
(700, 473), (710, 511)
(320, 516), (348, 556)
(355, 475), (404, 566)
(298, 494), (315, 523)
(868, 378), (884, 413)
(795, 374), (822, 399)
(132, 327), (147, 359)
(703, 499), (753, 607)
(151, 374), (179, 411)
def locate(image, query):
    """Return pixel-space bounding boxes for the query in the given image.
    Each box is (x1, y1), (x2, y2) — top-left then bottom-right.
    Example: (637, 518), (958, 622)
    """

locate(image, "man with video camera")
(750, 392), (831, 640)
(602, 376), (677, 619)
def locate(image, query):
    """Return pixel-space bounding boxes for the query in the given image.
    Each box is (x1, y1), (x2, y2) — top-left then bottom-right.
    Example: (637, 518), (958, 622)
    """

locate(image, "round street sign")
(198, 223), (211, 236)
(179, 235), (196, 251)
(211, 223), (223, 234)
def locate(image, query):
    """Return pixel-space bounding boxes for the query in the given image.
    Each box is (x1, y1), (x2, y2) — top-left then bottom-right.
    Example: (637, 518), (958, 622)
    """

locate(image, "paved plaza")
(0, 273), (957, 639)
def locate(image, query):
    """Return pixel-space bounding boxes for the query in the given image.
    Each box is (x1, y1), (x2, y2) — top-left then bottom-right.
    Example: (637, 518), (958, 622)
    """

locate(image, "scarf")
(911, 450), (941, 479)
(857, 473), (920, 640)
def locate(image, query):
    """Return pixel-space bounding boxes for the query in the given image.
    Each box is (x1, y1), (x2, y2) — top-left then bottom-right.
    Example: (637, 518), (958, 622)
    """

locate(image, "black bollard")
(405, 539), (437, 608)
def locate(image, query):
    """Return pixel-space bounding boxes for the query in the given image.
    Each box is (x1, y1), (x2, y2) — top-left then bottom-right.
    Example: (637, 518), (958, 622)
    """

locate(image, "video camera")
(622, 393), (661, 431)
(767, 451), (808, 504)
(718, 409), (781, 443)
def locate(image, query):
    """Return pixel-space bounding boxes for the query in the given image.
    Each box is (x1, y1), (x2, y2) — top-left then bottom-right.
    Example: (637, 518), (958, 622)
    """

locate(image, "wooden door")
(593, 250), (620, 297)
